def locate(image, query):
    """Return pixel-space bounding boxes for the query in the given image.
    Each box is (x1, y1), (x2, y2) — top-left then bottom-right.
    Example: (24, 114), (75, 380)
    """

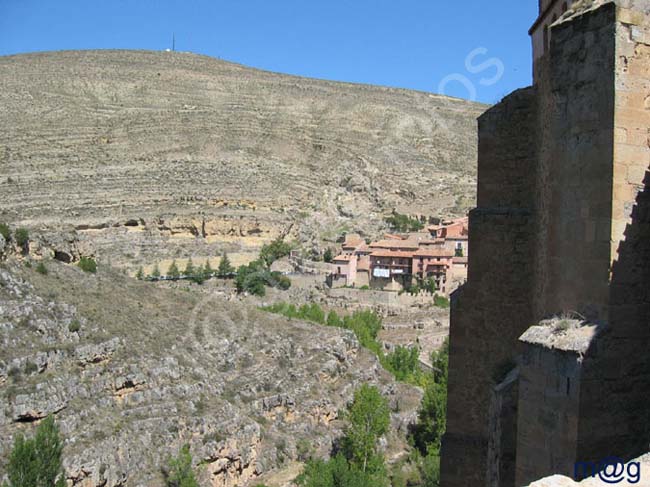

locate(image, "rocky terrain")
(0, 256), (421, 486)
(0, 50), (485, 271)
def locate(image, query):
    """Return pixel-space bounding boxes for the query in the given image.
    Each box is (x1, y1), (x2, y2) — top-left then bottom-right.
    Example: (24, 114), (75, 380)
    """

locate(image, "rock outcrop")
(0, 259), (421, 486)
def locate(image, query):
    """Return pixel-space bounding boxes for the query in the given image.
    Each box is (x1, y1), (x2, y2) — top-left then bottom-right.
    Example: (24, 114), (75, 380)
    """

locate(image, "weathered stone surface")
(0, 260), (422, 486)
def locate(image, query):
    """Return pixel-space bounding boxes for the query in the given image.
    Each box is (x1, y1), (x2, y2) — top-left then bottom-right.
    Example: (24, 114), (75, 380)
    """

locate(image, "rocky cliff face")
(0, 50), (484, 269)
(0, 259), (421, 486)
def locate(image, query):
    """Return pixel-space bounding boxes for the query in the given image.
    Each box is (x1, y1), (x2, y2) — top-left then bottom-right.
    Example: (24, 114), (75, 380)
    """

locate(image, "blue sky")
(0, 1), (537, 104)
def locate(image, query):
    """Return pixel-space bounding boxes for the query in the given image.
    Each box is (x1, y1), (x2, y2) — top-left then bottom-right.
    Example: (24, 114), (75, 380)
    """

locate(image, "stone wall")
(441, 88), (538, 487)
(442, 2), (650, 486)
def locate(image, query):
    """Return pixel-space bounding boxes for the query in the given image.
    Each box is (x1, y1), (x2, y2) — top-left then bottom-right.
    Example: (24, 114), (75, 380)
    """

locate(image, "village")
(327, 217), (468, 297)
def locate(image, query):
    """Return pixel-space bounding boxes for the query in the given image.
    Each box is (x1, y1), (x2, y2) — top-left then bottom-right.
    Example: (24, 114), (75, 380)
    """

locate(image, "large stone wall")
(441, 89), (537, 487)
(442, 2), (650, 486)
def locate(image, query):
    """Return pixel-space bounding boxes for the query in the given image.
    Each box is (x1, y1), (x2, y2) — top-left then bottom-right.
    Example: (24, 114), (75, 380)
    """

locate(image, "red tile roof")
(370, 239), (420, 250)
(333, 254), (353, 262)
(370, 250), (415, 258)
(413, 248), (455, 258)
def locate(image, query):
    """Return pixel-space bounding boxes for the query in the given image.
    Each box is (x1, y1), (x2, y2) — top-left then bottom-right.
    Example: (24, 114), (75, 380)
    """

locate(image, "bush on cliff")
(3, 415), (66, 487)
(163, 444), (198, 487)
(259, 238), (292, 266)
(78, 256), (97, 273)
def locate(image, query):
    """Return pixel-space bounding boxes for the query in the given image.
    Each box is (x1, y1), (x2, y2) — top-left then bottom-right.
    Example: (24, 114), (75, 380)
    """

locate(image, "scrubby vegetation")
(264, 302), (449, 486)
(77, 256), (97, 273)
(163, 444), (199, 487)
(35, 261), (48, 275)
(234, 260), (290, 297)
(0, 222), (10, 241)
(3, 415), (66, 487)
(14, 228), (29, 253)
(297, 384), (390, 487)
(262, 302), (425, 386)
(259, 238), (292, 267)
(385, 211), (424, 232)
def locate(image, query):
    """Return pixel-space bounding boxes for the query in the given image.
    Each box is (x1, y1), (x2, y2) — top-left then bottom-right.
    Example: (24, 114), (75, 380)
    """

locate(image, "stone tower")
(440, 1), (650, 486)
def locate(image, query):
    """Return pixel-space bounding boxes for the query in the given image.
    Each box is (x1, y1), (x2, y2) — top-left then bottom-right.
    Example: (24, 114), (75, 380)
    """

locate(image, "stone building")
(441, 1), (650, 486)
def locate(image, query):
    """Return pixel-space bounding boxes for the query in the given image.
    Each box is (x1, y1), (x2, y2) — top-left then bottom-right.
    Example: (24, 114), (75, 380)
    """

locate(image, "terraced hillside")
(0, 50), (485, 269)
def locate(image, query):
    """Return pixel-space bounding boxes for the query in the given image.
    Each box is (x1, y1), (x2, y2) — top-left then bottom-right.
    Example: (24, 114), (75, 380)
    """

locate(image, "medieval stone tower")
(440, 1), (650, 486)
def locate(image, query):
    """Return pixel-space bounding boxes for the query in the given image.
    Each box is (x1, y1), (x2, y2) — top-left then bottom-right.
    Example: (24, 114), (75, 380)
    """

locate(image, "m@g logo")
(574, 457), (641, 484)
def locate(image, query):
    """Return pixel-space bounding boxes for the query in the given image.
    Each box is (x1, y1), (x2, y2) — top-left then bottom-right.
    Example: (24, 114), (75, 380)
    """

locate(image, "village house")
(328, 217), (469, 295)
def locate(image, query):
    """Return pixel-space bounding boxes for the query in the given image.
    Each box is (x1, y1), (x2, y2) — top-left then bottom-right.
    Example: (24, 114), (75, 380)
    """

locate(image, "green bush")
(384, 346), (421, 382)
(78, 257), (97, 273)
(14, 228), (29, 252)
(433, 295), (449, 308)
(296, 385), (390, 487)
(323, 248), (333, 263)
(68, 320), (81, 333)
(163, 444), (198, 487)
(385, 211), (424, 232)
(4, 415), (66, 487)
(36, 262), (48, 275)
(135, 267), (144, 280)
(234, 260), (291, 296)
(259, 238), (292, 266)
(0, 222), (10, 241)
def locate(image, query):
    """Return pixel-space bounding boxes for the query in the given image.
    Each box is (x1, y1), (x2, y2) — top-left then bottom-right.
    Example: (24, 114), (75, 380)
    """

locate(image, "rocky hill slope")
(0, 50), (485, 270)
(0, 257), (421, 486)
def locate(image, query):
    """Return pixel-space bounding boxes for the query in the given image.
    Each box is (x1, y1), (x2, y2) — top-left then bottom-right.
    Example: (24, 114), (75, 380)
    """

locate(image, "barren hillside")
(0, 50), (484, 269)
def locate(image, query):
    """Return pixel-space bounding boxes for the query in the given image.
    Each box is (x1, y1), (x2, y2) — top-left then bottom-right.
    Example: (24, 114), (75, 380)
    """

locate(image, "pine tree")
(167, 260), (180, 279)
(5, 415), (66, 487)
(135, 267), (144, 280)
(151, 263), (161, 279)
(183, 258), (195, 277)
(203, 259), (214, 279)
(217, 253), (234, 278)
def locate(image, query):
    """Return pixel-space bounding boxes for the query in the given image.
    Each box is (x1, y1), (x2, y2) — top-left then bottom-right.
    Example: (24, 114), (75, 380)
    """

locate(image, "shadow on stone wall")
(579, 166), (650, 467)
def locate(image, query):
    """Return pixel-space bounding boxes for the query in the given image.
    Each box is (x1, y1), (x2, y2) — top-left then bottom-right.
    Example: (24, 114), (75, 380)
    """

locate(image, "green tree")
(151, 263), (161, 279)
(412, 339), (449, 454)
(164, 444), (198, 487)
(384, 346), (420, 382)
(135, 267), (144, 280)
(4, 415), (66, 487)
(14, 228), (29, 253)
(323, 248), (334, 263)
(36, 262), (48, 275)
(217, 253), (234, 278)
(420, 449), (441, 487)
(167, 260), (180, 279)
(183, 258), (195, 277)
(259, 238), (292, 267)
(203, 259), (214, 279)
(343, 384), (390, 474)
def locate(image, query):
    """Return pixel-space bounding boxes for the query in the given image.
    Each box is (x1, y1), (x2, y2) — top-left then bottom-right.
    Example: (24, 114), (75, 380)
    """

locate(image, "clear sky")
(0, 1), (538, 104)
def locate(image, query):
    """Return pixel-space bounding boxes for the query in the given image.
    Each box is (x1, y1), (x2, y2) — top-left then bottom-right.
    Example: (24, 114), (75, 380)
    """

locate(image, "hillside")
(0, 50), (485, 270)
(0, 257), (421, 486)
